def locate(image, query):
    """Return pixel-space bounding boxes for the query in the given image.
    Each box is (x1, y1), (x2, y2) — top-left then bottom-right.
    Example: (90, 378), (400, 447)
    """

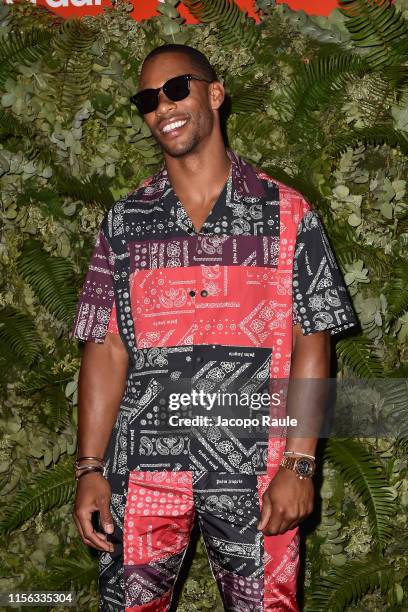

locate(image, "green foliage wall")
(1, 0), (408, 609)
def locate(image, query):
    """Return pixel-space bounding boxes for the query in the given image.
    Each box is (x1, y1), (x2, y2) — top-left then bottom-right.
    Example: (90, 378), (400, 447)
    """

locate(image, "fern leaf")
(283, 53), (369, 123)
(325, 439), (396, 549)
(0, 112), (113, 205)
(229, 83), (266, 114)
(17, 537), (98, 594)
(353, 71), (398, 124)
(329, 125), (408, 156)
(17, 355), (71, 394)
(306, 555), (394, 611)
(328, 224), (389, 276)
(0, 460), (75, 534)
(181, 0), (259, 51)
(52, 20), (98, 114)
(383, 259), (408, 319)
(53, 18), (98, 55)
(381, 378), (408, 439)
(336, 336), (383, 377)
(0, 29), (54, 86)
(17, 240), (77, 322)
(0, 307), (43, 365)
(16, 358), (72, 430)
(54, 170), (114, 209)
(47, 541), (98, 590)
(339, 0), (408, 69)
(0, 110), (55, 164)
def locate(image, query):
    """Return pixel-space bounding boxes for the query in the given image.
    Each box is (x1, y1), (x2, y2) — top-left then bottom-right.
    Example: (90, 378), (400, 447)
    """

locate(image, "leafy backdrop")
(0, 0), (408, 610)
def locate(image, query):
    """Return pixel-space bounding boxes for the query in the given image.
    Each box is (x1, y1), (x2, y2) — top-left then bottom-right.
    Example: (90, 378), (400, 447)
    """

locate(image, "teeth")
(162, 119), (187, 134)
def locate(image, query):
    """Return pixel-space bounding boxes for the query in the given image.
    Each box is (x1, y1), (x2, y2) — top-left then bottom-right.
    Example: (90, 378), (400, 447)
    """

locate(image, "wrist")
(284, 450), (316, 460)
(279, 454), (316, 479)
(74, 461), (106, 481)
(76, 469), (105, 480)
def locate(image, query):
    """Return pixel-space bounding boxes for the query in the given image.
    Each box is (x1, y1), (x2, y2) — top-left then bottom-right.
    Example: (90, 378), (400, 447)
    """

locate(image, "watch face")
(295, 458), (313, 477)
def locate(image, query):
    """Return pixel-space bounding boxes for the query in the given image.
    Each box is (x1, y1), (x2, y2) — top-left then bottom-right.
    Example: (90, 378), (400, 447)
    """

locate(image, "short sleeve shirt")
(71, 154), (357, 345)
(291, 210), (357, 335)
(70, 148), (358, 475)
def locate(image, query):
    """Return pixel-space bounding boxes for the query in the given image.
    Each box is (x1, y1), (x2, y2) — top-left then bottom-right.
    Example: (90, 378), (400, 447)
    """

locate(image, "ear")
(209, 81), (225, 111)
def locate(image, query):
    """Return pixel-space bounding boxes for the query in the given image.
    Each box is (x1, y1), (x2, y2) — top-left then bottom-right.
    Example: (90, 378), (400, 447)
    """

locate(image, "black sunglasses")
(130, 73), (214, 115)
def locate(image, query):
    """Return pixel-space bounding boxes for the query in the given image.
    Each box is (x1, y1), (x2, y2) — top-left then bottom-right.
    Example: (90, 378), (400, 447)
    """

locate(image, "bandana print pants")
(99, 467), (300, 611)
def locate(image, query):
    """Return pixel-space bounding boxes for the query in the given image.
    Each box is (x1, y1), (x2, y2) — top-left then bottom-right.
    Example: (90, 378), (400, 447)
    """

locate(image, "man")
(71, 44), (358, 611)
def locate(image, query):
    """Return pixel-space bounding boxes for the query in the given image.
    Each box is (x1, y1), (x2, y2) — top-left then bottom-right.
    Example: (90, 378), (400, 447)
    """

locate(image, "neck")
(163, 137), (231, 204)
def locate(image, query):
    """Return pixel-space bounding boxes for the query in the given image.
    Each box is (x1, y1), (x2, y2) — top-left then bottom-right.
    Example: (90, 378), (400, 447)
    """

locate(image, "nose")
(155, 89), (177, 116)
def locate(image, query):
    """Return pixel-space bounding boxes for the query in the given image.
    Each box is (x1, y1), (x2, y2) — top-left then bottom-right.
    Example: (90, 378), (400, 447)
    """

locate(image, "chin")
(161, 138), (199, 158)
(152, 126), (201, 157)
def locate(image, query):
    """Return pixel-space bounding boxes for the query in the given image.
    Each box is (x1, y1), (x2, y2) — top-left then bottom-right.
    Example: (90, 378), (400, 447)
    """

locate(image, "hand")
(257, 467), (314, 535)
(72, 472), (115, 552)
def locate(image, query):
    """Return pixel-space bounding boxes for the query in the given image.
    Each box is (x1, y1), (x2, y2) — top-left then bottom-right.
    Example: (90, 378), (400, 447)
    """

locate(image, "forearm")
(285, 326), (331, 457)
(76, 332), (129, 459)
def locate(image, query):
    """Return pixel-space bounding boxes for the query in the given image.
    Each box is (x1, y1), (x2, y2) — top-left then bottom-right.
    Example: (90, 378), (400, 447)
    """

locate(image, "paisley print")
(71, 148), (358, 611)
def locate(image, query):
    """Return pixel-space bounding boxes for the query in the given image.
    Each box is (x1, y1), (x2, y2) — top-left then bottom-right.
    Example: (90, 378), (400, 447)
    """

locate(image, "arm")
(72, 332), (129, 552)
(285, 322), (331, 457)
(257, 323), (330, 535)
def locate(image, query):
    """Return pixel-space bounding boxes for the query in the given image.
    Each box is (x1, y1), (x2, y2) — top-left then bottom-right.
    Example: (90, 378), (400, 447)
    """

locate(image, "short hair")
(141, 44), (218, 83)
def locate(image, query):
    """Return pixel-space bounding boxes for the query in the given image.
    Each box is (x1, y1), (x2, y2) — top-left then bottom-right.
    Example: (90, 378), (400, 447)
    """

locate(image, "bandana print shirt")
(71, 148), (358, 476)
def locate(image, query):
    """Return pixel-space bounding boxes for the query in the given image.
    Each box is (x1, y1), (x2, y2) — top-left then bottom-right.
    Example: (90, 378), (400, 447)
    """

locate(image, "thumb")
(257, 495), (272, 531)
(99, 502), (114, 534)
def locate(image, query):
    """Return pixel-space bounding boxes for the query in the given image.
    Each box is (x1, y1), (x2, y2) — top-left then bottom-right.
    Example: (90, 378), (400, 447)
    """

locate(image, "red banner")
(3, 0), (340, 21)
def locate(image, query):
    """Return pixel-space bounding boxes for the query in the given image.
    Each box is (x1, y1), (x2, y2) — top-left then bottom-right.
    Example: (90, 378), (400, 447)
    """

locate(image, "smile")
(161, 119), (188, 135)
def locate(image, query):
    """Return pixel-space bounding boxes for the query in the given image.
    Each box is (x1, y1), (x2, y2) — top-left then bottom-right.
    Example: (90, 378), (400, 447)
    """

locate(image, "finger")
(283, 519), (300, 532)
(263, 506), (286, 535)
(285, 506), (312, 531)
(279, 512), (301, 533)
(98, 499), (115, 535)
(264, 515), (284, 536)
(73, 513), (97, 548)
(280, 502), (311, 533)
(257, 495), (272, 531)
(79, 512), (113, 552)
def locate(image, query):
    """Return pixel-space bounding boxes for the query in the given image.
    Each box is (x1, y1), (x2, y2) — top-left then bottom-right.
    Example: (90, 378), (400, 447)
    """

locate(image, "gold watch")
(279, 455), (316, 479)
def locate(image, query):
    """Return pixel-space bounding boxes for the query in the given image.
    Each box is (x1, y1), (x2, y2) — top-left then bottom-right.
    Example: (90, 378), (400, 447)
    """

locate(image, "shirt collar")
(152, 147), (266, 209)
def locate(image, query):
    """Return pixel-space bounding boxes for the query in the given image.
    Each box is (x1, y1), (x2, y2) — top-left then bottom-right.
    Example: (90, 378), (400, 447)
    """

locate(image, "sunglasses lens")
(164, 75), (190, 102)
(131, 75), (191, 114)
(132, 89), (158, 114)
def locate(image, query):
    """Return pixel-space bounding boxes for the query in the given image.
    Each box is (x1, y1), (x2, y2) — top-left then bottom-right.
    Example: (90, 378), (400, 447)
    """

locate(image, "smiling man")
(71, 44), (358, 611)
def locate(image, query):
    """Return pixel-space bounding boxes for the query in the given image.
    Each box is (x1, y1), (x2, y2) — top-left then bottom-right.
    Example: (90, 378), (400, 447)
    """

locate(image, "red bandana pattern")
(72, 149), (357, 611)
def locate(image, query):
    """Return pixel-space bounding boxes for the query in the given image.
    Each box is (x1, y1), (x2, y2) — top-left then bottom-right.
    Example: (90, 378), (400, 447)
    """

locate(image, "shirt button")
(189, 290), (196, 297)
(200, 289), (208, 297)
(196, 356), (204, 363)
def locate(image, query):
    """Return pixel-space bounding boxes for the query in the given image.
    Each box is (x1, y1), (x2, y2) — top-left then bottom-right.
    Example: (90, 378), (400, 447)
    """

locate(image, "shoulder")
(101, 165), (167, 243)
(237, 152), (313, 225)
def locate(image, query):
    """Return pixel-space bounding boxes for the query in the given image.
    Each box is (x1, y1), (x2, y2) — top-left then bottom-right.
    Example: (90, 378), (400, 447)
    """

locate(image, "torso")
(102, 148), (309, 476)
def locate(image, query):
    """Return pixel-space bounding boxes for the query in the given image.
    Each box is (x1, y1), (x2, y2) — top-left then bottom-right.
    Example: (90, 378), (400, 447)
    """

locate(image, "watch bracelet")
(283, 451), (315, 460)
(279, 455), (315, 478)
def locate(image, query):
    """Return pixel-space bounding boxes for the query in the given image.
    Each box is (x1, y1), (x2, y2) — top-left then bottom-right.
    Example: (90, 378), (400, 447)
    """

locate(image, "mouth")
(159, 118), (189, 137)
